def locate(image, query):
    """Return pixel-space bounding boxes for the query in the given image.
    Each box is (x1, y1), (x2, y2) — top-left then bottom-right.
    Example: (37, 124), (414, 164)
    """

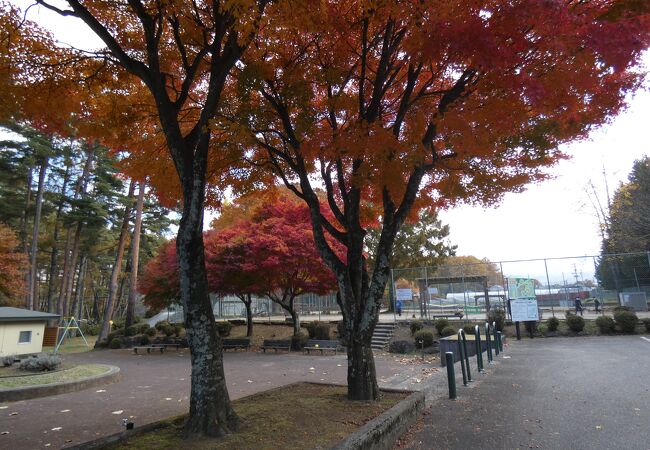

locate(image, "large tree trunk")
(27, 157), (48, 310)
(238, 294), (254, 337)
(71, 256), (87, 320)
(178, 164), (237, 437)
(96, 180), (135, 345)
(46, 164), (70, 314)
(57, 150), (95, 316)
(347, 334), (379, 400)
(62, 222), (83, 316)
(125, 181), (145, 328)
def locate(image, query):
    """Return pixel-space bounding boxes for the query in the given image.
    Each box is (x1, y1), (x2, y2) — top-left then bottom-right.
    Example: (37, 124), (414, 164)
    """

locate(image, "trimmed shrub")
(462, 324), (476, 335)
(139, 335), (151, 345)
(112, 318), (126, 329)
(174, 325), (184, 337)
(2, 355), (15, 367)
(565, 314), (585, 332)
(155, 320), (171, 331)
(19, 354), (61, 372)
(595, 316), (615, 334)
(546, 317), (560, 332)
(389, 340), (415, 354)
(413, 330), (435, 348)
(125, 325), (140, 337)
(643, 318), (650, 333)
(162, 324), (175, 337)
(109, 338), (123, 349)
(145, 327), (157, 337)
(306, 321), (331, 340)
(434, 318), (450, 336)
(613, 305), (632, 313)
(614, 310), (638, 334)
(290, 331), (309, 351)
(524, 321), (538, 335)
(215, 321), (232, 337)
(440, 325), (457, 337)
(410, 320), (424, 335)
(106, 329), (125, 341)
(138, 323), (150, 334)
(487, 309), (506, 331)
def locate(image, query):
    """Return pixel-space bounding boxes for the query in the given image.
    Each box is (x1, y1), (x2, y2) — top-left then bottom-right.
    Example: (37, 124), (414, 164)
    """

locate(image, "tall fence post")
(485, 322), (493, 363)
(461, 329), (472, 382)
(458, 330), (468, 386)
(493, 321), (499, 356)
(475, 325), (484, 372)
(445, 352), (457, 399)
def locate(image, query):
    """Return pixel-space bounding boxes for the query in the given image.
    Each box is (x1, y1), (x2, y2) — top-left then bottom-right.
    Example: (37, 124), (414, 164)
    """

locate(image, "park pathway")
(1, 349), (444, 449)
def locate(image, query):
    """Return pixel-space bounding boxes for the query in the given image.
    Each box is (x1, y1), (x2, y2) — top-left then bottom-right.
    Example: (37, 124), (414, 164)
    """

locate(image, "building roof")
(0, 307), (60, 322)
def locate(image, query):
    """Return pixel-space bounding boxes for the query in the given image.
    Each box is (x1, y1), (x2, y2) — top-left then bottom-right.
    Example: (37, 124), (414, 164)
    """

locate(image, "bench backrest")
(305, 339), (338, 348)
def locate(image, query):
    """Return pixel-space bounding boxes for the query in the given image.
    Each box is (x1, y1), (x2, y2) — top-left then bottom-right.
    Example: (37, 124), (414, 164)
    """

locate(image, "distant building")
(0, 307), (60, 356)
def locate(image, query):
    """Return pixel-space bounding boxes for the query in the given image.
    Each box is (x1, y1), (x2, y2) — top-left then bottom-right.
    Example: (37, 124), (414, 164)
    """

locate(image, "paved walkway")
(0, 349), (445, 449)
(400, 335), (650, 450)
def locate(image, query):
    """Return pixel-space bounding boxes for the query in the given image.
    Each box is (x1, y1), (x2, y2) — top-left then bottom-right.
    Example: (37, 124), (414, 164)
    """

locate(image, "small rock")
(111, 410), (124, 415)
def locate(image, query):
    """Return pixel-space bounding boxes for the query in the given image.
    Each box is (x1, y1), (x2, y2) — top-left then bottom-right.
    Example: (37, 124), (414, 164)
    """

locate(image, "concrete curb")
(332, 389), (425, 450)
(0, 365), (120, 402)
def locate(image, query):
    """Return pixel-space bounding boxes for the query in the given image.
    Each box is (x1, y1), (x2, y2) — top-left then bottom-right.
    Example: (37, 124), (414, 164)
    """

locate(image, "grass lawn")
(0, 364), (109, 389)
(109, 383), (407, 450)
(43, 335), (98, 354)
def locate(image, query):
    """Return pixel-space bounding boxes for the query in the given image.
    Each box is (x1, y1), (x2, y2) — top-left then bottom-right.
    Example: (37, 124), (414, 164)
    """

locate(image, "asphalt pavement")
(402, 335), (650, 450)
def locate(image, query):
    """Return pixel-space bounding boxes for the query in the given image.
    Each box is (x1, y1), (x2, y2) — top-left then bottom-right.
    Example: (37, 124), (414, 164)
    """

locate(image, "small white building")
(0, 307), (60, 356)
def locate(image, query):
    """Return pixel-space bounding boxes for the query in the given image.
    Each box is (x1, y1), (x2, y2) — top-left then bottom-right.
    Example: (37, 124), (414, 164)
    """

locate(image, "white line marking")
(641, 337), (650, 343)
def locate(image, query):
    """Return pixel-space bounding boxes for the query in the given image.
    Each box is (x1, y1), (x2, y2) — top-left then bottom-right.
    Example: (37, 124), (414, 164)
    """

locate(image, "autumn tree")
(227, 1), (650, 400)
(8, 0), (272, 437)
(207, 197), (340, 335)
(0, 223), (27, 305)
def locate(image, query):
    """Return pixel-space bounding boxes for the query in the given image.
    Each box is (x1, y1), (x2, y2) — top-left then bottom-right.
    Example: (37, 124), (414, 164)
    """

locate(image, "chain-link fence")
(390, 252), (650, 320)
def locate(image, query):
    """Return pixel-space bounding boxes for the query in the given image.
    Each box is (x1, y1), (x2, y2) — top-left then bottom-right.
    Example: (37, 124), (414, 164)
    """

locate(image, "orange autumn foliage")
(0, 223), (26, 306)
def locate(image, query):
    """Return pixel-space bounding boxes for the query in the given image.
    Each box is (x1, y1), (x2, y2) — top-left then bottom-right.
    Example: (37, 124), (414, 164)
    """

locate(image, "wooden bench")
(260, 339), (291, 353)
(132, 346), (164, 354)
(222, 338), (251, 351)
(151, 343), (181, 351)
(303, 339), (338, 355)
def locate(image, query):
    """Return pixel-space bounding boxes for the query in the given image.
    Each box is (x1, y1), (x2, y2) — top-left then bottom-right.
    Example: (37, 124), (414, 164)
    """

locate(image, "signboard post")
(507, 278), (538, 341)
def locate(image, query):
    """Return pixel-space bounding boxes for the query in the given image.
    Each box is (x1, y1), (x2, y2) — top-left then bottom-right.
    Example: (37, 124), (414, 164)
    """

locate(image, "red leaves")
(140, 194), (341, 310)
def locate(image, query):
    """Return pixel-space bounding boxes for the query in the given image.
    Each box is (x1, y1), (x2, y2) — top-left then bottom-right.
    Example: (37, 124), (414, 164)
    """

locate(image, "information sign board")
(510, 298), (539, 322)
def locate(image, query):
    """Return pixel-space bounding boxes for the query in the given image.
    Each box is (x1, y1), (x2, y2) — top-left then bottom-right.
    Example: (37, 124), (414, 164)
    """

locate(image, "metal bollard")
(493, 321), (499, 356)
(445, 352), (457, 399)
(485, 322), (493, 363)
(461, 329), (472, 382)
(497, 331), (503, 353)
(458, 330), (468, 386)
(475, 325), (484, 372)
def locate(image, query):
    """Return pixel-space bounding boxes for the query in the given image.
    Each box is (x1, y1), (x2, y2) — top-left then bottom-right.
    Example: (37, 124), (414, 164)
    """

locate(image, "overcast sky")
(14, 3), (650, 283)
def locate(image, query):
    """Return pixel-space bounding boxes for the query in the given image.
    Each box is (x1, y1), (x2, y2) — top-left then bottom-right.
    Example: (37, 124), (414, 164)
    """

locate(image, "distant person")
(594, 298), (601, 313)
(574, 297), (583, 316)
(396, 299), (402, 317)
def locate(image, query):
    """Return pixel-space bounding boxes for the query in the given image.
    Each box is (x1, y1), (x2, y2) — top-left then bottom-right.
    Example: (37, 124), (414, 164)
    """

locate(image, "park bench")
(151, 343), (181, 351)
(132, 346), (164, 354)
(303, 339), (338, 355)
(222, 338), (251, 351)
(260, 339), (291, 353)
